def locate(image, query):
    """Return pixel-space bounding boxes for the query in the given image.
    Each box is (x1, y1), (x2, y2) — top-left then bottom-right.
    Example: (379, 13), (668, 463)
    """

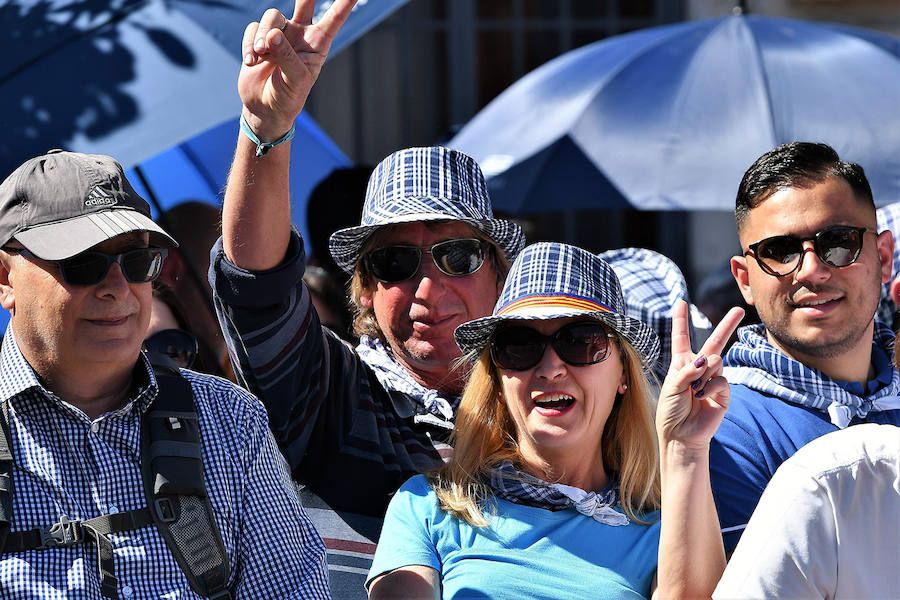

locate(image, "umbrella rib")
(741, 17), (779, 147)
(1, 0), (151, 86)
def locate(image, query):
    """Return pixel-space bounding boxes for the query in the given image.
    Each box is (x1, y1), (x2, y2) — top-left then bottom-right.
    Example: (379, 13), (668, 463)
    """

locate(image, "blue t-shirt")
(368, 475), (661, 599)
(710, 368), (900, 552)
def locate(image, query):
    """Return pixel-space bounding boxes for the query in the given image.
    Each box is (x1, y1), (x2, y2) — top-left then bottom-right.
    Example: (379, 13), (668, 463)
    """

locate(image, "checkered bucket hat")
(599, 247), (704, 380)
(455, 242), (660, 368)
(328, 146), (525, 274)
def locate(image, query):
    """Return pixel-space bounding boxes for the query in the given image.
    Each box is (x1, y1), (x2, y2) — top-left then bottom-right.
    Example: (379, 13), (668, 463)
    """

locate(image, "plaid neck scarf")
(487, 461), (629, 526)
(356, 335), (458, 427)
(724, 322), (900, 428)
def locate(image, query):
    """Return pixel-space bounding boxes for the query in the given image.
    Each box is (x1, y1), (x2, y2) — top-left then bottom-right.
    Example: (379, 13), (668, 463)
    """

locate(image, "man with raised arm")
(208, 1), (524, 595)
(712, 141), (900, 554)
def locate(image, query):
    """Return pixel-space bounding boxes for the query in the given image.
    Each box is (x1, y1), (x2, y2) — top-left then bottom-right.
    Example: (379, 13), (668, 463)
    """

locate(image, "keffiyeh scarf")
(356, 335), (458, 427)
(723, 323), (900, 428)
(487, 460), (629, 526)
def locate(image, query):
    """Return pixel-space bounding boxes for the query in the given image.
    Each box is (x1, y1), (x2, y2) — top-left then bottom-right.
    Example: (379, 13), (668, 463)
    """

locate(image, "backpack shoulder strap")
(0, 402), (13, 553)
(143, 359), (232, 600)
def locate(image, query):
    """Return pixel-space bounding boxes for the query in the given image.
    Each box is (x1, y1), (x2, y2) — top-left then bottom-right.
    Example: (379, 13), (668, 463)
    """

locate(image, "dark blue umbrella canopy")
(0, 0), (409, 178)
(0, 0), (407, 334)
(450, 15), (900, 213)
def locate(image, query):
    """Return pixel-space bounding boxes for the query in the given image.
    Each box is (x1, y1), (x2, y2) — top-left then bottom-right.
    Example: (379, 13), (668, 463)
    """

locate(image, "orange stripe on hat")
(496, 294), (613, 316)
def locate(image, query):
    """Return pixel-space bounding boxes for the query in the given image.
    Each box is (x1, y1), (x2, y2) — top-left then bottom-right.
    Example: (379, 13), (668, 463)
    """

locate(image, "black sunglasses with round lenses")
(365, 238), (487, 283)
(6, 247), (167, 286)
(143, 328), (199, 369)
(490, 321), (616, 371)
(745, 225), (874, 277)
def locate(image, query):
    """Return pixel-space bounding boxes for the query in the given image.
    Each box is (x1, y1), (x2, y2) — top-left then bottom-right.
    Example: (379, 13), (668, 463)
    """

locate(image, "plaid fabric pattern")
(600, 247), (703, 380)
(455, 242), (660, 368)
(876, 202), (900, 325)
(356, 335), (457, 426)
(723, 322), (900, 428)
(0, 333), (330, 599)
(488, 461), (628, 525)
(328, 146), (525, 273)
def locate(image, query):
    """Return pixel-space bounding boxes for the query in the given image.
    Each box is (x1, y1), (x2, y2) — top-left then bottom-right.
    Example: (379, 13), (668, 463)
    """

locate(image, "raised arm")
(224, 0), (356, 270)
(653, 301), (744, 599)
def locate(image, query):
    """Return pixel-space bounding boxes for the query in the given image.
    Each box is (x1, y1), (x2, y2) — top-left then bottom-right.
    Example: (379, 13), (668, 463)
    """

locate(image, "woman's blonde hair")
(428, 328), (661, 527)
(348, 223), (511, 342)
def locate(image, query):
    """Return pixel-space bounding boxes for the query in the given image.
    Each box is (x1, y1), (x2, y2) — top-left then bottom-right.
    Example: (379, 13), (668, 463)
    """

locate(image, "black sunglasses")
(5, 247), (167, 286)
(143, 328), (199, 369)
(365, 238), (487, 283)
(490, 321), (615, 371)
(745, 225), (874, 277)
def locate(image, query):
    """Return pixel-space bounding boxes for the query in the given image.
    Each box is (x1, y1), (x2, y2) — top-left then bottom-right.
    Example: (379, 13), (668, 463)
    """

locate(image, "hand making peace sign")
(238, 0), (358, 141)
(656, 301), (744, 449)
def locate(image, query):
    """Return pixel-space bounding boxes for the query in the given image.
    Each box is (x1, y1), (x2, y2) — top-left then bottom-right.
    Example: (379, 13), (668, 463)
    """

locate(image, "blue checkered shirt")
(0, 332), (330, 599)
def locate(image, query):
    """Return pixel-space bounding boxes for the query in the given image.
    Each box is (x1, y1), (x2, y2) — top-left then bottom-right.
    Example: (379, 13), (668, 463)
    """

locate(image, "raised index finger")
(699, 306), (745, 358)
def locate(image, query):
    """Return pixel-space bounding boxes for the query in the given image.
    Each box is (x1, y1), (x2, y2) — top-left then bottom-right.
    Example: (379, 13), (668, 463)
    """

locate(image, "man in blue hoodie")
(711, 141), (900, 553)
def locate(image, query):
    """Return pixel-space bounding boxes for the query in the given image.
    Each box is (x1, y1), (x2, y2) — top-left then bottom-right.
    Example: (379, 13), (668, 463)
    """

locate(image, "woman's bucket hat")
(328, 146), (525, 274)
(455, 242), (660, 369)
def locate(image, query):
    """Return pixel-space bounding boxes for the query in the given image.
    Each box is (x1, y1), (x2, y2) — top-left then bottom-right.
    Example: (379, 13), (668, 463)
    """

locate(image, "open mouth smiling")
(533, 394), (576, 410)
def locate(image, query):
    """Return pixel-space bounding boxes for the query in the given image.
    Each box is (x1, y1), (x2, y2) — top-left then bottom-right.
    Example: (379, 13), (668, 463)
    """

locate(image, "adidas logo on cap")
(84, 185), (117, 207)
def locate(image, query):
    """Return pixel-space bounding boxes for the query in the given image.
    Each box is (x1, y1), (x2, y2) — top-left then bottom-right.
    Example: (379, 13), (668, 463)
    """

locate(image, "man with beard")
(712, 142), (900, 554)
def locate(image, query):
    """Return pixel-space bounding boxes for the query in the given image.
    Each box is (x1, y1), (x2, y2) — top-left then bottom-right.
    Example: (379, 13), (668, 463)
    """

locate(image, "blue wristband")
(239, 115), (296, 157)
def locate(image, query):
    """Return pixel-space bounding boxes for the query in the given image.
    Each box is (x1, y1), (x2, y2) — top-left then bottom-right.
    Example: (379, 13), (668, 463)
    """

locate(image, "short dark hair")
(735, 142), (873, 231)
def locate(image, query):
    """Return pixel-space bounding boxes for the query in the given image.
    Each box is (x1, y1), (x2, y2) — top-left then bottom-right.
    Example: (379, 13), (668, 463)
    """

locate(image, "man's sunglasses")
(4, 247), (167, 286)
(490, 321), (615, 371)
(365, 238), (487, 283)
(143, 328), (199, 369)
(745, 225), (875, 277)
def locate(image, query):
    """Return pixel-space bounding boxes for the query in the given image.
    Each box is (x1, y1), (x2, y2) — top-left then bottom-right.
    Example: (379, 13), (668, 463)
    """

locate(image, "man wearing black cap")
(0, 150), (329, 598)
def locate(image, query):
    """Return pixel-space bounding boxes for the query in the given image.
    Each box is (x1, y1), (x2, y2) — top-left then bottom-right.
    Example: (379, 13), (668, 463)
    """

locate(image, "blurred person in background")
(696, 260), (760, 351)
(156, 200), (234, 379)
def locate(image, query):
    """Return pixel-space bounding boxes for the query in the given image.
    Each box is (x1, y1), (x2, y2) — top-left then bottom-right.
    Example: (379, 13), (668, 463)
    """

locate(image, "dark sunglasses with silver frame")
(364, 238), (488, 283)
(2, 246), (167, 286)
(490, 321), (616, 372)
(744, 225), (875, 277)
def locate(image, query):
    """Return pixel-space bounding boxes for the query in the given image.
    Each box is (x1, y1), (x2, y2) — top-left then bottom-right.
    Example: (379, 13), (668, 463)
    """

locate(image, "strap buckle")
(38, 515), (83, 549)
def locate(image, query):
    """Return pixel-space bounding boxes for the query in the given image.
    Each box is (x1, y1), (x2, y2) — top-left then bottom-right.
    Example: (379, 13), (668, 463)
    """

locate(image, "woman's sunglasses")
(490, 321), (615, 371)
(364, 238), (487, 283)
(4, 247), (167, 286)
(745, 225), (874, 277)
(143, 328), (199, 369)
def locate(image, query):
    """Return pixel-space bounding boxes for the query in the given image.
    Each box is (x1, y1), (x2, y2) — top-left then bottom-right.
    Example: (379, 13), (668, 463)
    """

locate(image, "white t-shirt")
(714, 423), (900, 599)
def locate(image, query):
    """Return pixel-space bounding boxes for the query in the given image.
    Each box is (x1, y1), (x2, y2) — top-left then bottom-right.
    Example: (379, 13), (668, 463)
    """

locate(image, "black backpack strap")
(144, 361), (232, 599)
(0, 402), (13, 554)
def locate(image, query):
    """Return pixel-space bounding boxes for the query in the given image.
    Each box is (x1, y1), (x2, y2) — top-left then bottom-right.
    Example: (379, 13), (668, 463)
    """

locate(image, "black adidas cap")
(0, 150), (176, 260)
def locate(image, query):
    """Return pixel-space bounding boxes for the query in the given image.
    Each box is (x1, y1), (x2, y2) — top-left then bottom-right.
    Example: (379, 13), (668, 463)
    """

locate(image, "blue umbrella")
(0, 0), (409, 178)
(449, 14), (900, 213)
(0, 0), (406, 334)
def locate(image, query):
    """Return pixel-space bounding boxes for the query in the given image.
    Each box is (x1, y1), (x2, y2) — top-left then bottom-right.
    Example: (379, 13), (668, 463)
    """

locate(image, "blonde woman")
(367, 242), (742, 599)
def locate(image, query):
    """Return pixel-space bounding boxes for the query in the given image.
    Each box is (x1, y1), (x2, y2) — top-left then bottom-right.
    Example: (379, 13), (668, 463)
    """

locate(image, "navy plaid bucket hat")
(599, 248), (710, 380)
(328, 146), (525, 274)
(455, 242), (660, 368)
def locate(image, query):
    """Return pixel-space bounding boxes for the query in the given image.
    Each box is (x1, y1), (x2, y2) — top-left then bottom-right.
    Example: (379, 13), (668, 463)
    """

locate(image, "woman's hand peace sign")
(656, 300), (744, 449)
